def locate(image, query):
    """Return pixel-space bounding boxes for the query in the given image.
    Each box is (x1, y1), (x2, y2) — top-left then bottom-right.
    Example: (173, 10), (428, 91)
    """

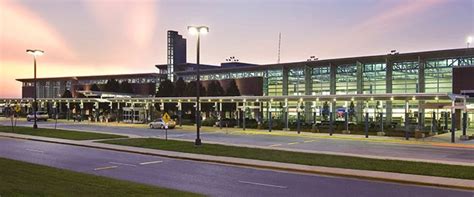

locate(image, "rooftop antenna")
(277, 32), (281, 64)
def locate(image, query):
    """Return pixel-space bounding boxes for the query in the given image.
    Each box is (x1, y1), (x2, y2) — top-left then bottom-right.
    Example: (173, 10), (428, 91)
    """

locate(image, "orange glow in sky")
(1, 0), (473, 98)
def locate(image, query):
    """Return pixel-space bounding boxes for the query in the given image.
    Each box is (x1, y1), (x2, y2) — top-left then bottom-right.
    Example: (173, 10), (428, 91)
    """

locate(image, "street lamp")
(467, 36), (473, 48)
(26, 49), (44, 129)
(188, 26), (209, 145)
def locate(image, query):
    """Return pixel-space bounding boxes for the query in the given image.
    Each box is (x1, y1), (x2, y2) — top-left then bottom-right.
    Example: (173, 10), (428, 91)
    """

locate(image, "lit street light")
(467, 36), (473, 48)
(26, 49), (44, 129)
(188, 26), (209, 146)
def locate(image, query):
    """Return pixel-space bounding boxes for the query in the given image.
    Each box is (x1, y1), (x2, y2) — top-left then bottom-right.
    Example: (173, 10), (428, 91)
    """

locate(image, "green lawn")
(0, 125), (127, 140)
(102, 138), (474, 180)
(0, 157), (201, 197)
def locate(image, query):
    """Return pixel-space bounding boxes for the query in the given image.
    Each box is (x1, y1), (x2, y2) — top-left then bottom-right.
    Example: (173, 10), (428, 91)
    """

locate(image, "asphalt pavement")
(2, 120), (473, 164)
(0, 137), (472, 197)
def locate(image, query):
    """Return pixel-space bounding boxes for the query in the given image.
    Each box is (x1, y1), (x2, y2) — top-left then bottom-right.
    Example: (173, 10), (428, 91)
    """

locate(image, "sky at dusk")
(1, 0), (473, 98)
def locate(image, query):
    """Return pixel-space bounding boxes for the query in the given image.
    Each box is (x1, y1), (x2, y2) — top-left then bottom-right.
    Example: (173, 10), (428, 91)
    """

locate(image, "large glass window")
(363, 63), (386, 94)
(425, 59), (452, 93)
(311, 66), (331, 95)
(392, 61), (419, 93)
(336, 64), (357, 95)
(265, 69), (283, 96)
(288, 68), (305, 96)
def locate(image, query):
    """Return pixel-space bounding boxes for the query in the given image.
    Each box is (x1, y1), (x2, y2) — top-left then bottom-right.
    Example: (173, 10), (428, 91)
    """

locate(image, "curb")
(163, 136), (474, 167)
(0, 133), (473, 191)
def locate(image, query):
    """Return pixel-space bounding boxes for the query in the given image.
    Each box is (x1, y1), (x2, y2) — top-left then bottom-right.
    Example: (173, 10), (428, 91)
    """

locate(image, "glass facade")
(288, 68), (305, 96)
(311, 66), (331, 95)
(335, 64), (357, 95)
(363, 63), (386, 94)
(392, 61), (419, 93)
(425, 59), (452, 93)
(264, 69), (283, 96)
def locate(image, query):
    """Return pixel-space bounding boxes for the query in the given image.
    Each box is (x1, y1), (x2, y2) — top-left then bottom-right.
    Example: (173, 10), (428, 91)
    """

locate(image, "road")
(2, 120), (473, 165)
(0, 137), (472, 197)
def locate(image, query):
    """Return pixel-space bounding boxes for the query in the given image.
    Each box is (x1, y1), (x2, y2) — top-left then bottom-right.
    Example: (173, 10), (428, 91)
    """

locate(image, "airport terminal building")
(4, 30), (474, 138)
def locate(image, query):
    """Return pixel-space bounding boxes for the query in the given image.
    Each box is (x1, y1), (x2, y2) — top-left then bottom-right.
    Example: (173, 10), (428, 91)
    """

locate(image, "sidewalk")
(1, 132), (473, 191)
(2, 118), (474, 149)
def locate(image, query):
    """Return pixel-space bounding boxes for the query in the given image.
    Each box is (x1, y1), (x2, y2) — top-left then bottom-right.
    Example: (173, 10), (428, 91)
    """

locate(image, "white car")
(149, 118), (176, 129)
(27, 111), (49, 121)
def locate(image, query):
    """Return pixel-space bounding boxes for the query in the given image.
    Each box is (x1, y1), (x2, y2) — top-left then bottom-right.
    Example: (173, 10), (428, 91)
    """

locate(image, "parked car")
(149, 118), (176, 129)
(26, 111), (49, 121)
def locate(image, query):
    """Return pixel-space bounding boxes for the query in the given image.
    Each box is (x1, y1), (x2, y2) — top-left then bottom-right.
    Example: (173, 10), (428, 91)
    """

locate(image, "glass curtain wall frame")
(288, 68), (305, 96)
(311, 66), (331, 95)
(392, 61), (419, 93)
(264, 69), (284, 96)
(363, 63), (386, 94)
(336, 64), (357, 95)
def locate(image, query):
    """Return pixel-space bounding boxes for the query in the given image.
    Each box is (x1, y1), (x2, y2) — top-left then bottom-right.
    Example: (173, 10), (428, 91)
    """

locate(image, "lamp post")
(188, 26), (209, 146)
(467, 36), (473, 48)
(26, 49), (44, 129)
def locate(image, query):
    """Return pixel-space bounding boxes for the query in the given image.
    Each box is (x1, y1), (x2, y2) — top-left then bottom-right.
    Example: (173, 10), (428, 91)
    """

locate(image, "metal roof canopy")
(0, 93), (466, 104)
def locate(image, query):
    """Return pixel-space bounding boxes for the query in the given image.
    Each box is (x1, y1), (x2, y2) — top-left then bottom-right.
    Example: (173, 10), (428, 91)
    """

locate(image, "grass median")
(0, 125), (127, 140)
(0, 157), (201, 196)
(101, 138), (474, 180)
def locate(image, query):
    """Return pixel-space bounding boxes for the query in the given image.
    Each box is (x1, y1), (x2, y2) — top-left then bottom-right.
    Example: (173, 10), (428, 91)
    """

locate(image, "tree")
(184, 81), (206, 97)
(119, 81), (133, 93)
(348, 101), (356, 121)
(322, 101), (330, 120)
(225, 79), (240, 96)
(61, 89), (72, 98)
(207, 81), (225, 96)
(156, 79), (174, 97)
(104, 79), (120, 92)
(174, 78), (187, 97)
(90, 84), (100, 91)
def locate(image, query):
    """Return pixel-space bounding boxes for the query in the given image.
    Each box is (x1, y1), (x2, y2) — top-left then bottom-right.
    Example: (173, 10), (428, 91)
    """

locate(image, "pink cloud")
(355, 0), (446, 32)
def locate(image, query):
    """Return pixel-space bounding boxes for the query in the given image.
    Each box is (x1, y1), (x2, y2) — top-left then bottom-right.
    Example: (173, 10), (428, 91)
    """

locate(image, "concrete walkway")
(10, 117), (473, 148)
(0, 132), (473, 191)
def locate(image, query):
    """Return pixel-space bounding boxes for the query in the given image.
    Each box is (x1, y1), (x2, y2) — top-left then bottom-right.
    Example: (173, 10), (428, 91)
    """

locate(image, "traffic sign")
(14, 104), (21, 113)
(162, 112), (171, 123)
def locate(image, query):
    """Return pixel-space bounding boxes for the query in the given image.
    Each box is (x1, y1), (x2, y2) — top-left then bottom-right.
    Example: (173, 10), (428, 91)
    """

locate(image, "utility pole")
(278, 32), (281, 64)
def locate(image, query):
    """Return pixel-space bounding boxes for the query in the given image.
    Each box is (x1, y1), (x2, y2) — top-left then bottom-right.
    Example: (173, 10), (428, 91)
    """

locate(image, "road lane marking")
(288, 142), (300, 145)
(304, 140), (315, 143)
(109, 162), (137, 167)
(25, 149), (44, 153)
(268, 144), (282, 147)
(238, 180), (287, 189)
(139, 161), (163, 165)
(94, 166), (118, 171)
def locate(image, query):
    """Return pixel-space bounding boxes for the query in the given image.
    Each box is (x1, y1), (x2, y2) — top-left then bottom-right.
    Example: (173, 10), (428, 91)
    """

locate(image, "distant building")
(17, 73), (161, 98)
(167, 30), (187, 82)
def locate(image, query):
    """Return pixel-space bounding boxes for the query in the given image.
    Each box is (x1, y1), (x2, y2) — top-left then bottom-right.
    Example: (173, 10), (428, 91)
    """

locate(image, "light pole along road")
(26, 49), (44, 129)
(187, 25), (209, 146)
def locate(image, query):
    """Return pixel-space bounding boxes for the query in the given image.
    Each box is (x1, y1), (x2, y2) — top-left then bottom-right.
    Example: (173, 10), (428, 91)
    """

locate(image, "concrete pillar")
(418, 56), (425, 93)
(356, 61), (363, 94)
(236, 102), (240, 128)
(268, 102), (272, 132)
(386, 59), (393, 123)
(461, 112), (468, 140)
(282, 67), (289, 96)
(304, 66), (313, 123)
(242, 101), (246, 131)
(219, 102), (223, 129)
(330, 63), (337, 95)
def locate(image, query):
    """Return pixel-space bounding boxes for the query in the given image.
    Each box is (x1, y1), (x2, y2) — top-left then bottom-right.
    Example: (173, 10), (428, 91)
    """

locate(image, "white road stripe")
(109, 162), (137, 167)
(238, 180), (288, 189)
(26, 149), (44, 153)
(94, 166), (118, 171)
(139, 161), (163, 165)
